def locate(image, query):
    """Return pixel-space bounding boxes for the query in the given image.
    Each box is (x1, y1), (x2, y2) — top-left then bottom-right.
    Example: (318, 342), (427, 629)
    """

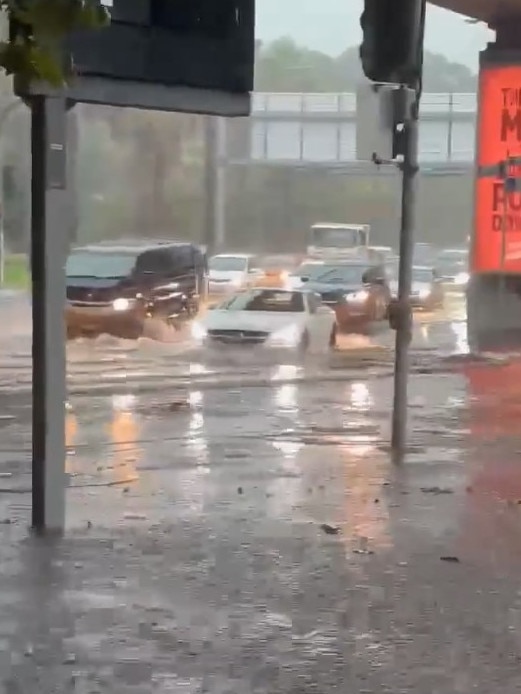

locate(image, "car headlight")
(418, 288), (431, 299)
(113, 298), (131, 311)
(454, 272), (469, 286)
(230, 276), (243, 287)
(191, 322), (207, 340)
(286, 276), (301, 289)
(346, 290), (369, 302)
(269, 324), (301, 346)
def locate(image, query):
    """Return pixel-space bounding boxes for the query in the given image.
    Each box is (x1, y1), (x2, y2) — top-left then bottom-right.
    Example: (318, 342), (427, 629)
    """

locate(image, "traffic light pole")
(391, 101), (420, 452)
(358, 0), (425, 453)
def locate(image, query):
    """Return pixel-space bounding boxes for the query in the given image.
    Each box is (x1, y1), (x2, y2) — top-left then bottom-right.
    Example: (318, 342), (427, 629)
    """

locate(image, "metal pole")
(30, 94), (69, 533)
(391, 108), (420, 452)
(67, 104), (79, 251)
(214, 118), (227, 250)
(203, 116), (217, 255)
(390, 0), (425, 453)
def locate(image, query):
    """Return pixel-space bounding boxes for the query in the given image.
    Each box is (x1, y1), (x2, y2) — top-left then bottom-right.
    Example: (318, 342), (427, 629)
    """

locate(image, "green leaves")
(1, 0), (110, 86)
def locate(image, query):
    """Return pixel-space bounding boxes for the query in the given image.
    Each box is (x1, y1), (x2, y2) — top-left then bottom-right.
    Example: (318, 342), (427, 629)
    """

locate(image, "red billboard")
(473, 65), (521, 273)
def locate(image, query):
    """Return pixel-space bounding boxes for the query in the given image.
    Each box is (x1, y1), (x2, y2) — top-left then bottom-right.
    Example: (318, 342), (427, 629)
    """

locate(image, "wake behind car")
(192, 288), (337, 353)
(291, 260), (391, 330)
(66, 240), (207, 339)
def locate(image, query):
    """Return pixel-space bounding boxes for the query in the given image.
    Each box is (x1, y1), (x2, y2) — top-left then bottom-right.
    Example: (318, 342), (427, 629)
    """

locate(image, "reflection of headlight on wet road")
(191, 322), (207, 340)
(268, 324), (300, 346)
(454, 272), (469, 286)
(113, 298), (132, 311)
(346, 290), (368, 302)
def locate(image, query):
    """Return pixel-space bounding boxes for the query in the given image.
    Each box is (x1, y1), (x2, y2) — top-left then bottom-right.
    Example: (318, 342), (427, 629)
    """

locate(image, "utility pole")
(28, 93), (70, 533)
(203, 116), (226, 256)
(360, 0), (426, 453)
(391, 93), (421, 451)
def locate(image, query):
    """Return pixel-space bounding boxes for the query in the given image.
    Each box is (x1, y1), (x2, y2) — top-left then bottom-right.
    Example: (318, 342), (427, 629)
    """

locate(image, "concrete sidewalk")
(0, 365), (521, 693)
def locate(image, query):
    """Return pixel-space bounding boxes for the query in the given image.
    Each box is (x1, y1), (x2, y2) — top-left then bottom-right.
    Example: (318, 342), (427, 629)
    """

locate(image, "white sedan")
(192, 288), (337, 352)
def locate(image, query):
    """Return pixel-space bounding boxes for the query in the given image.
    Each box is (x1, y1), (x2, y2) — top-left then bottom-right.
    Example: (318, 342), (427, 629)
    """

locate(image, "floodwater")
(0, 290), (468, 393)
(1, 289), (521, 691)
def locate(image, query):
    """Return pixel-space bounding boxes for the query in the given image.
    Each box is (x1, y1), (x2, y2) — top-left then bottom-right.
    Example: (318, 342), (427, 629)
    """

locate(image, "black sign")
(18, 0), (254, 117)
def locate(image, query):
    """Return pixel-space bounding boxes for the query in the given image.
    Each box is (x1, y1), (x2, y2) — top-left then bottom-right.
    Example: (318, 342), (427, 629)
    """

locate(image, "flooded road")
(0, 290), (468, 395)
(2, 289), (521, 691)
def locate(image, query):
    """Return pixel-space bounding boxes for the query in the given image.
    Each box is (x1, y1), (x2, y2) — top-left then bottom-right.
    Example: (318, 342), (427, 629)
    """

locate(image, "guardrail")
(251, 92), (477, 117)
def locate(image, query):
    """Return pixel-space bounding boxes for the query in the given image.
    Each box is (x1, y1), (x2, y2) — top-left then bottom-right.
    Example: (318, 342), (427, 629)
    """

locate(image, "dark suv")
(65, 240), (208, 339)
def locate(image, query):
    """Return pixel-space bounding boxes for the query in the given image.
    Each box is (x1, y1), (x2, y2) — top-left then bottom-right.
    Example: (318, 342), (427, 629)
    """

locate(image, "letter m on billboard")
(15, 0), (255, 117)
(501, 108), (521, 141)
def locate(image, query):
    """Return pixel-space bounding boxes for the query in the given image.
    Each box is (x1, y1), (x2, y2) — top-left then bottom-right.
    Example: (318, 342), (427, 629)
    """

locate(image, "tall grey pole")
(214, 118), (227, 249)
(66, 104), (79, 251)
(203, 116), (226, 255)
(390, 0), (425, 453)
(30, 94), (69, 533)
(391, 106), (420, 451)
(203, 116), (217, 255)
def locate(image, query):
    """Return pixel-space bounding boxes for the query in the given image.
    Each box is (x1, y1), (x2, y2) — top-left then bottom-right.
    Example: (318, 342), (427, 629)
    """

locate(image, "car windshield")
(413, 267), (433, 283)
(302, 263), (366, 284)
(66, 251), (136, 279)
(209, 256), (248, 271)
(293, 262), (323, 277)
(220, 289), (304, 313)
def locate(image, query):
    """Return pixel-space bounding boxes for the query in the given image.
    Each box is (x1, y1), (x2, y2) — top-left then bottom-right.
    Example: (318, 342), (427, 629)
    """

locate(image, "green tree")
(1, 0), (109, 86)
(255, 38), (477, 93)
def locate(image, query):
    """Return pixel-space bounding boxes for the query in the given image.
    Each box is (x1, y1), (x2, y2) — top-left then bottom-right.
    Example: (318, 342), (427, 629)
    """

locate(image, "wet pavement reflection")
(2, 290), (521, 689)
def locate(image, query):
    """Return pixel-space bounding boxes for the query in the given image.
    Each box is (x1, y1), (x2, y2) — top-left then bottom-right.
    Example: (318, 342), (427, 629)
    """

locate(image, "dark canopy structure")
(429, 0), (521, 26)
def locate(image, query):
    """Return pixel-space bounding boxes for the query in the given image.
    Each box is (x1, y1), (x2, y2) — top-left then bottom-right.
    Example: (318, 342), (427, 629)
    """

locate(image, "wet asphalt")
(2, 290), (521, 691)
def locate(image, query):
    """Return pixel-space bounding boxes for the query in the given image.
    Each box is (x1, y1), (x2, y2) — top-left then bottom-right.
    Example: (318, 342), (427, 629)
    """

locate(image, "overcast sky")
(255, 0), (494, 70)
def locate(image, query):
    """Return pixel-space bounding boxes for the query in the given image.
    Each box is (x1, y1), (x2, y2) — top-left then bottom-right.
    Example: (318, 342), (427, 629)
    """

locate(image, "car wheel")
(329, 325), (337, 349)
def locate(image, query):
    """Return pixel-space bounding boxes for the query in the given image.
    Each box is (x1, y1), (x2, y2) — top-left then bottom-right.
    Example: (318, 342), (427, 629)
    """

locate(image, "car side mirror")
(301, 276), (309, 283)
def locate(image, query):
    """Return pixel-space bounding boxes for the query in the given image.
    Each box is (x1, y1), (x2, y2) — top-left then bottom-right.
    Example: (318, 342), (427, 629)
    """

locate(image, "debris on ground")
(320, 523), (340, 535)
